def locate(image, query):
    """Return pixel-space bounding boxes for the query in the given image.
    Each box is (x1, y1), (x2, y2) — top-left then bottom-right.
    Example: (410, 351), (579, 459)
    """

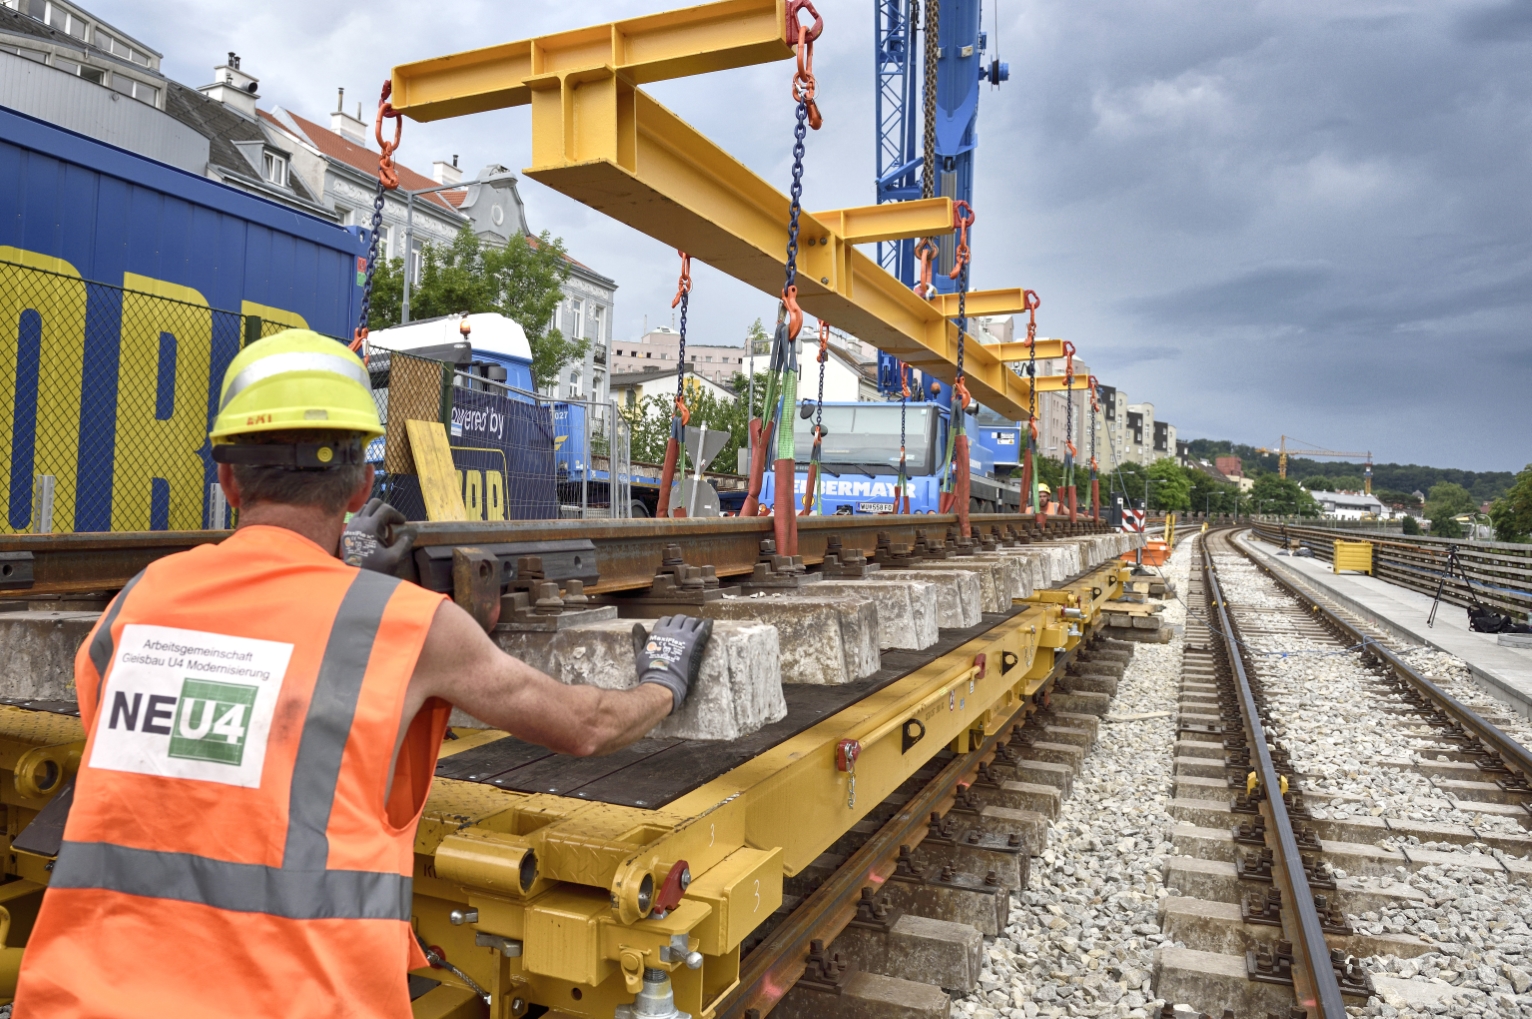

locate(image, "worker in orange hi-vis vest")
(13, 330), (712, 1018)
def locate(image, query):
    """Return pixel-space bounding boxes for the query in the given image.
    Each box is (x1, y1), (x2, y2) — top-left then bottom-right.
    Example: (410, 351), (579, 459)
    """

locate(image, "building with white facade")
(1314, 491), (1386, 520)
(612, 328), (750, 385)
(611, 368), (736, 408)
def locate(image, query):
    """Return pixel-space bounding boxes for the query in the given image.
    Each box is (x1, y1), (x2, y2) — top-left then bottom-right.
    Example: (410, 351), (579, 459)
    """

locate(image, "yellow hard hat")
(211, 330), (382, 444)
(1037, 483), (1052, 494)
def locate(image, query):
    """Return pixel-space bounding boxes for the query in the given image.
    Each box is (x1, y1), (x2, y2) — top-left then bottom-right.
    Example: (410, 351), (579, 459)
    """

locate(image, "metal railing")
(1250, 522), (1532, 623)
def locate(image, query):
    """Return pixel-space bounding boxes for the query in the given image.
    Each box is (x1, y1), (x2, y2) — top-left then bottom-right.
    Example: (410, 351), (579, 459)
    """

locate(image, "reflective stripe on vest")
(52, 570), (408, 920)
(86, 570), (146, 679)
(48, 842), (410, 920)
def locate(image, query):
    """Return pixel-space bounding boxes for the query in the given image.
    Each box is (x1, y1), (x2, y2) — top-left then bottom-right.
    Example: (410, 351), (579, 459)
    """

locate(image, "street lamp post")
(397, 171), (521, 325)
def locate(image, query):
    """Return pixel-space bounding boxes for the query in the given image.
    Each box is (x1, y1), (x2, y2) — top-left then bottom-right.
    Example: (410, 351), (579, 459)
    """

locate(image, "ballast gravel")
(1215, 543), (1532, 1019)
(950, 541), (1195, 1019)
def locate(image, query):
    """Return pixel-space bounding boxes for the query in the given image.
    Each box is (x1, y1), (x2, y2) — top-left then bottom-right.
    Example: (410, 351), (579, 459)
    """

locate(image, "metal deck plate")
(435, 607), (1027, 809)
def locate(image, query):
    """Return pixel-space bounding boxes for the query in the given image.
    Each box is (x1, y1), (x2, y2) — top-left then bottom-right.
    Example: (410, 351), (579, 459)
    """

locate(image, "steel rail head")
(1234, 528), (1532, 788)
(1200, 532), (1349, 1019)
(0, 513), (1116, 596)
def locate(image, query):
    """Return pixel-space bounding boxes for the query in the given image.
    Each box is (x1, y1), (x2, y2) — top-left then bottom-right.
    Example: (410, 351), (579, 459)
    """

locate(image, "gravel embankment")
(952, 541), (1194, 1019)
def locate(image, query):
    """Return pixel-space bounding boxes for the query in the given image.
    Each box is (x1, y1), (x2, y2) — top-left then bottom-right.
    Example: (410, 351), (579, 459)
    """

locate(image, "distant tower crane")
(1254, 436), (1375, 495)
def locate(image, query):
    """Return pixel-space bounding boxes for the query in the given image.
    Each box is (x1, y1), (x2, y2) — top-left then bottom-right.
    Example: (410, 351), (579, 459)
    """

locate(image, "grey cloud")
(86, 0), (1532, 470)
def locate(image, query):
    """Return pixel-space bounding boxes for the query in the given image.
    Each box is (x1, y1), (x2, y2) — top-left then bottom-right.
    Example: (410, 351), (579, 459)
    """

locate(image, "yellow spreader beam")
(389, 0), (1065, 420)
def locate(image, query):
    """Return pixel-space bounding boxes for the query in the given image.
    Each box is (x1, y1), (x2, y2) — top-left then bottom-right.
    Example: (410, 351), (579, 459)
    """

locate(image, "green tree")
(1373, 487), (1418, 510)
(1187, 470), (1238, 515)
(1400, 515), (1421, 535)
(1303, 476), (1334, 491)
(1489, 465), (1532, 542)
(366, 227), (582, 389)
(1147, 458), (1192, 512)
(1431, 514), (1464, 539)
(1424, 482), (1475, 527)
(1107, 460), (1151, 507)
(1248, 474), (1320, 517)
(621, 380), (756, 477)
(744, 318), (771, 357)
(1034, 455), (1065, 491)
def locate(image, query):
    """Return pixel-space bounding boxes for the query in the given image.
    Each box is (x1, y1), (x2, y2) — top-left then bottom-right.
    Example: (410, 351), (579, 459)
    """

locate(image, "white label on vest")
(91, 624), (294, 788)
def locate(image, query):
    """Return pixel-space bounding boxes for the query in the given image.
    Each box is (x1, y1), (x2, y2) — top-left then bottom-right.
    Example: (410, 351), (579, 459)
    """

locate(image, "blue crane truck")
(754, 398), (1021, 515)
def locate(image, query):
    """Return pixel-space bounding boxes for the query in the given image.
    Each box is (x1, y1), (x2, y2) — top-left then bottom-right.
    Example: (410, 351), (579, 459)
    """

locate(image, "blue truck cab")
(756, 400), (1019, 515)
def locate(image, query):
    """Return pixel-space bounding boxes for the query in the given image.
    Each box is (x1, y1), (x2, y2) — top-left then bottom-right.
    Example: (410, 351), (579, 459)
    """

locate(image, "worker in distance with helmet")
(13, 330), (712, 1017)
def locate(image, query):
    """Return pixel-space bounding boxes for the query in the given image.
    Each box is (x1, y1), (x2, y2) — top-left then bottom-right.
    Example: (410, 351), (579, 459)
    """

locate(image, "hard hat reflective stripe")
(50, 840), (411, 920)
(87, 570), (146, 682)
(219, 352), (371, 411)
(283, 571), (400, 870)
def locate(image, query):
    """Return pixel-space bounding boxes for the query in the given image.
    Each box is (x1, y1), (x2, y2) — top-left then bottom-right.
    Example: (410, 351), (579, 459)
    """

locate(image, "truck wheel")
(630, 500), (650, 518)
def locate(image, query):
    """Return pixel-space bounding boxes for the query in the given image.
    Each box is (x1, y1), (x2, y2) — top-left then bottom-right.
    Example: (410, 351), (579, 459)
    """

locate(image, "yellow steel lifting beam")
(389, 0), (792, 122)
(388, 2), (1058, 420)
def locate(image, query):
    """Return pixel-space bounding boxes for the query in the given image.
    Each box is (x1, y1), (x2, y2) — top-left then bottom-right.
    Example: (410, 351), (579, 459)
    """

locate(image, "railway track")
(1151, 528), (1532, 1018)
(0, 512), (1111, 596)
(708, 588), (1154, 1019)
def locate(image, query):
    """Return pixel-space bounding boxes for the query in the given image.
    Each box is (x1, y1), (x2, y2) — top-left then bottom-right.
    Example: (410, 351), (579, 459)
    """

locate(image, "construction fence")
(1, 254), (631, 533)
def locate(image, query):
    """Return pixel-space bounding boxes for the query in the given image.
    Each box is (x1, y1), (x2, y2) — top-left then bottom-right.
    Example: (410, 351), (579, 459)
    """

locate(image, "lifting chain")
(917, 0), (940, 292)
(781, 0), (824, 335)
(741, 0), (823, 540)
(656, 251), (692, 518)
(897, 360), (911, 513)
(802, 319), (830, 515)
(1063, 340), (1077, 520)
(949, 201), (974, 413)
(1088, 374), (1101, 520)
(353, 80), (402, 351)
(672, 251), (693, 429)
(921, 0), (940, 201)
(1022, 289), (1041, 514)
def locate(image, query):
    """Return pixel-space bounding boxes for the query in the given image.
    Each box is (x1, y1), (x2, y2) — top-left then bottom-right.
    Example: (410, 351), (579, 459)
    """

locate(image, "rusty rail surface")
(0, 513), (1114, 596)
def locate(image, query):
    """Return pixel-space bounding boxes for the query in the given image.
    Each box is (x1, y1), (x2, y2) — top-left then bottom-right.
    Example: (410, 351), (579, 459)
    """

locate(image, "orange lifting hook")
(786, 0), (824, 130)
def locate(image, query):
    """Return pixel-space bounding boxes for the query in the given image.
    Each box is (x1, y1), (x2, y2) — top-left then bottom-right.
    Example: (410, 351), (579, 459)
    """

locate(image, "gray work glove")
(340, 498), (413, 574)
(631, 615), (713, 714)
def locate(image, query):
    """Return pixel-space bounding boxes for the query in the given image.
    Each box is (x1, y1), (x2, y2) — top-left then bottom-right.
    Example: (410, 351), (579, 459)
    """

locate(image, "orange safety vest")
(14, 526), (449, 1018)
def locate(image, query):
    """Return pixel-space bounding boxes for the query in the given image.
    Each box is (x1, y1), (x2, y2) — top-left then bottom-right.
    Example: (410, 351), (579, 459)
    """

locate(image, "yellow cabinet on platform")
(1333, 540), (1373, 575)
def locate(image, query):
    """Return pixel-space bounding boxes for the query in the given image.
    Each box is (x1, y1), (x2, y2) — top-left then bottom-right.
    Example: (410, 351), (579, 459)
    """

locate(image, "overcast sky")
(93, 0), (1532, 471)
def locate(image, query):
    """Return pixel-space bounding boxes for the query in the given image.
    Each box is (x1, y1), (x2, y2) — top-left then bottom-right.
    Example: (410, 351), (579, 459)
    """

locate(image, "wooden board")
(383, 353), (446, 474)
(405, 419), (469, 521)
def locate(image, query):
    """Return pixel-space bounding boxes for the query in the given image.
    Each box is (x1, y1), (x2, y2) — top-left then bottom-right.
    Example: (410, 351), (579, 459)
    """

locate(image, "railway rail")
(0, 512), (1110, 597)
(1150, 527), (1532, 1017)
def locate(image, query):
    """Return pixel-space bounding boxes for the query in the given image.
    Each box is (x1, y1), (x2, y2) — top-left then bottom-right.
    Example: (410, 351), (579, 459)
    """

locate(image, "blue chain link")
(784, 99), (809, 290)
(354, 179), (388, 341)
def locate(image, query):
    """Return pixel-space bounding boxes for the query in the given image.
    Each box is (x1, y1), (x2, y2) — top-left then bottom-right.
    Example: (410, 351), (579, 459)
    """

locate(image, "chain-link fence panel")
(364, 345), (560, 521)
(0, 255), (258, 534)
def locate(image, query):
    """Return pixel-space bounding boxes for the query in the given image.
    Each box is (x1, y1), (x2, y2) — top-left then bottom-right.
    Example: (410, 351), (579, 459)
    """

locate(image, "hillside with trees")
(1181, 438), (1514, 505)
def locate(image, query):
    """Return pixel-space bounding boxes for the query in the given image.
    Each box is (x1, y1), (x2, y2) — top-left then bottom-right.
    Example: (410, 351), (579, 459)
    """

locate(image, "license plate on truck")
(857, 501), (894, 513)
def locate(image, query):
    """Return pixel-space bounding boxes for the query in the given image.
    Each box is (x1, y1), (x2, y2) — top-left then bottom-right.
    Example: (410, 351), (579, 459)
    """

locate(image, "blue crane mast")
(874, 0), (1007, 391)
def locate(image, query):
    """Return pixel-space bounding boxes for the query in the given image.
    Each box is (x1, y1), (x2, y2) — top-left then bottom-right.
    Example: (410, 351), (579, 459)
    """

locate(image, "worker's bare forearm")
(578, 683), (674, 756)
(406, 601), (674, 758)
